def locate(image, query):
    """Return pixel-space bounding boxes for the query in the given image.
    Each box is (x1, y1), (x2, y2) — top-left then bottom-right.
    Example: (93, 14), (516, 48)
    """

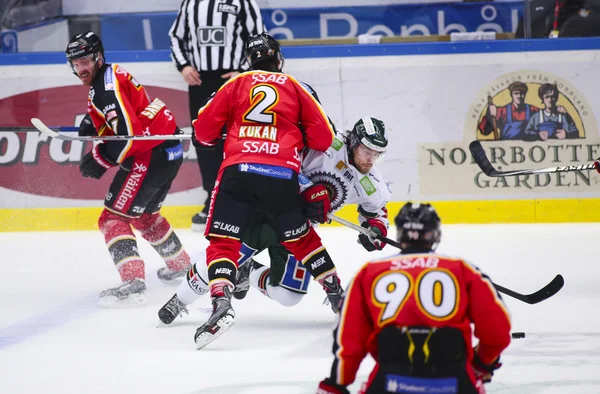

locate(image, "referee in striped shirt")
(169, 0), (265, 230)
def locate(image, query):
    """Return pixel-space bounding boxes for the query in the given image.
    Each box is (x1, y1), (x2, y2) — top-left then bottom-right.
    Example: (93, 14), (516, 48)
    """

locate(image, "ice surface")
(0, 224), (599, 393)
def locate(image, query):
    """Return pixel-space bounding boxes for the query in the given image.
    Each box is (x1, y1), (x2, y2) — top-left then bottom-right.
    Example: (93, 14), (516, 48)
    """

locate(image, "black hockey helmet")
(244, 33), (284, 72)
(66, 32), (104, 61)
(394, 202), (441, 252)
(349, 116), (388, 154)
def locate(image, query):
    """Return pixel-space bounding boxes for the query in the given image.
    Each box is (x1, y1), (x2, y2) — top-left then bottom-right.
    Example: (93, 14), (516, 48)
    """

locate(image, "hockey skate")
(191, 212), (207, 232)
(157, 266), (187, 284)
(158, 293), (189, 325)
(232, 258), (258, 300)
(194, 286), (235, 349)
(322, 274), (344, 314)
(98, 278), (147, 307)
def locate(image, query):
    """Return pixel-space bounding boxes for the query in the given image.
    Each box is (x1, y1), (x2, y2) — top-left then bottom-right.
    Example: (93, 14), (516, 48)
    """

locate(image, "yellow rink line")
(1, 198), (599, 232)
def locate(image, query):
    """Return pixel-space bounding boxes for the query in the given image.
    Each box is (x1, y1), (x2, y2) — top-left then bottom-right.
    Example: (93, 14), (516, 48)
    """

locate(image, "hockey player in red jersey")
(190, 33), (342, 349)
(66, 32), (191, 306)
(317, 202), (512, 394)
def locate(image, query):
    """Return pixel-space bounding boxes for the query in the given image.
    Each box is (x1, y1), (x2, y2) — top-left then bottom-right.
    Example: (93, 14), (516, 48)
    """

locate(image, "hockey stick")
(493, 275), (564, 304)
(469, 140), (596, 177)
(327, 213), (402, 249)
(0, 125), (79, 132)
(30, 118), (192, 141)
(327, 213), (564, 304)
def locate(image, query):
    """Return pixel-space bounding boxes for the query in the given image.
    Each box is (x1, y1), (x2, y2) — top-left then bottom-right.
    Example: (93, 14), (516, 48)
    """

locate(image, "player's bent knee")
(269, 286), (304, 307)
(98, 208), (130, 233)
(132, 212), (161, 231)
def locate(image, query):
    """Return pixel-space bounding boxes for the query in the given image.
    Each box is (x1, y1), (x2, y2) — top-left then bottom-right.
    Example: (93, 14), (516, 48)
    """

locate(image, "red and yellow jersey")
(193, 70), (334, 172)
(87, 63), (177, 164)
(330, 253), (512, 387)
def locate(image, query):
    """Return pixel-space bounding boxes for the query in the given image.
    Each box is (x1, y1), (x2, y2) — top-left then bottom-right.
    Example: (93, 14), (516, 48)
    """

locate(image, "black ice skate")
(98, 278), (147, 307)
(157, 267), (187, 284)
(233, 258), (259, 300)
(194, 287), (235, 349)
(322, 275), (344, 314)
(158, 293), (189, 325)
(191, 212), (207, 232)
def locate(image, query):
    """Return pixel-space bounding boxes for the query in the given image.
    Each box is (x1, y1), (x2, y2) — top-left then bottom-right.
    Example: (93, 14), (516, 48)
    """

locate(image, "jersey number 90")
(372, 269), (459, 325)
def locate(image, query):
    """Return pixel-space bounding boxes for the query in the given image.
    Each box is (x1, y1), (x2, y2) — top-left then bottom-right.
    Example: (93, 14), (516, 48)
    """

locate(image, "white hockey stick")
(30, 117), (192, 141)
(327, 213), (402, 248)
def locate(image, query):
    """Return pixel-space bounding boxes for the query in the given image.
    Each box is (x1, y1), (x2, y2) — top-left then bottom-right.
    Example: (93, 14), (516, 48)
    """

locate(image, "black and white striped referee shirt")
(169, 0), (265, 72)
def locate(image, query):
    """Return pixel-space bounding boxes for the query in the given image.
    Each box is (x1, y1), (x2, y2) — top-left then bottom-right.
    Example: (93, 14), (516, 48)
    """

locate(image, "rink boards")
(1, 39), (600, 231)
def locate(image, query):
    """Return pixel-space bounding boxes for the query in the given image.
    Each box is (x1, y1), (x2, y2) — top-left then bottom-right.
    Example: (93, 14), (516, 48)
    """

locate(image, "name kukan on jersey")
(238, 125), (278, 141)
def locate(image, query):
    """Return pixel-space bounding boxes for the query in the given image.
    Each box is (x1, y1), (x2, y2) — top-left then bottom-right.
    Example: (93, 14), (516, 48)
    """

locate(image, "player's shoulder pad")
(299, 80), (314, 95)
(330, 135), (346, 152)
(367, 167), (391, 193)
(299, 80), (322, 102)
(458, 257), (482, 272)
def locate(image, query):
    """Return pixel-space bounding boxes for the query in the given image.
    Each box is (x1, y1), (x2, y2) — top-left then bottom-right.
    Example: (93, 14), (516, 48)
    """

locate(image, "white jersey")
(299, 134), (392, 227)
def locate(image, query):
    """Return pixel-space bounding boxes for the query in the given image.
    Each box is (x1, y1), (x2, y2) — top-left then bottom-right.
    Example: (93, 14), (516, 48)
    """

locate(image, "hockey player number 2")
(243, 85), (279, 124)
(373, 269), (459, 325)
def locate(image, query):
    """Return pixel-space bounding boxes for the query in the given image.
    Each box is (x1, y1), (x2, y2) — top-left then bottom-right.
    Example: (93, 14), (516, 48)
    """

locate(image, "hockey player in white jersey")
(233, 116), (391, 307)
(158, 116), (391, 329)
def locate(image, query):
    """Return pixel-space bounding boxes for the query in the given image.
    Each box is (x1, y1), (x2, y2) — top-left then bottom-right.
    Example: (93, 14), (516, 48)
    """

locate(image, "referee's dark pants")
(189, 69), (234, 215)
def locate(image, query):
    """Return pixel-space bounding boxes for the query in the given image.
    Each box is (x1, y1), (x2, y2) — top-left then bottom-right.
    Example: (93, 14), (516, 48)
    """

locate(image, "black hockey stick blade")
(469, 140), (497, 176)
(493, 274), (564, 304)
(469, 140), (596, 177)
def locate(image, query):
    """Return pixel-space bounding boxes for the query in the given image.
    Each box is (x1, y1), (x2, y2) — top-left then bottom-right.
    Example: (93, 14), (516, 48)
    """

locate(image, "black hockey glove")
(78, 113), (96, 136)
(79, 145), (114, 179)
(472, 352), (502, 383)
(358, 219), (387, 251)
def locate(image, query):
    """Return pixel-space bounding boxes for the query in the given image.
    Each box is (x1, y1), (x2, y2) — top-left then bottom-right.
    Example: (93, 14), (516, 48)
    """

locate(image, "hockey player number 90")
(243, 84), (279, 124)
(372, 269), (459, 325)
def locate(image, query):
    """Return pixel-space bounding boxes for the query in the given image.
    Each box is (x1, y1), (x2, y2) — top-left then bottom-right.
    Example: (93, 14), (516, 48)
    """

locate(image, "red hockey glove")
(358, 218), (387, 251)
(303, 184), (331, 224)
(594, 157), (600, 173)
(472, 352), (502, 384)
(317, 379), (350, 394)
(79, 145), (114, 179)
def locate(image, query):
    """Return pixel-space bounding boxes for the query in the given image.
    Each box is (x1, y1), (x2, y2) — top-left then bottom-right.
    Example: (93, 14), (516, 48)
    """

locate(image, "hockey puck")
(511, 332), (525, 339)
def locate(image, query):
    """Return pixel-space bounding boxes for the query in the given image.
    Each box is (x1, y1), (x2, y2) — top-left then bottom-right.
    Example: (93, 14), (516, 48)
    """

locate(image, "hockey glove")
(303, 183), (331, 224)
(80, 145), (114, 179)
(193, 126), (226, 148)
(472, 352), (502, 384)
(317, 379), (350, 394)
(78, 113), (96, 136)
(358, 219), (387, 251)
(594, 157), (600, 173)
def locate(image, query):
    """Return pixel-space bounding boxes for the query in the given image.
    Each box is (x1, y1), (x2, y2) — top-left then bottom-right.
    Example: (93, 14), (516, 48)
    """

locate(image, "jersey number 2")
(243, 84), (279, 124)
(372, 269), (459, 324)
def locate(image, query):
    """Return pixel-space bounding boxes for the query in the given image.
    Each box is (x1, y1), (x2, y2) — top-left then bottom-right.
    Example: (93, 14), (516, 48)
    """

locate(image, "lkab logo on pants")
(0, 30), (18, 53)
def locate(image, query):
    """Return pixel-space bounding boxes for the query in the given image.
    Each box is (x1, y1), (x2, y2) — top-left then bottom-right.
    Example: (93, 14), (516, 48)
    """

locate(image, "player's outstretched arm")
(463, 261), (511, 382)
(320, 267), (371, 391)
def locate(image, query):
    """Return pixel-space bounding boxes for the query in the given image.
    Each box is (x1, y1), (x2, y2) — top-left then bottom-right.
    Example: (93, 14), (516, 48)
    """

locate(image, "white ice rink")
(1, 224), (599, 394)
